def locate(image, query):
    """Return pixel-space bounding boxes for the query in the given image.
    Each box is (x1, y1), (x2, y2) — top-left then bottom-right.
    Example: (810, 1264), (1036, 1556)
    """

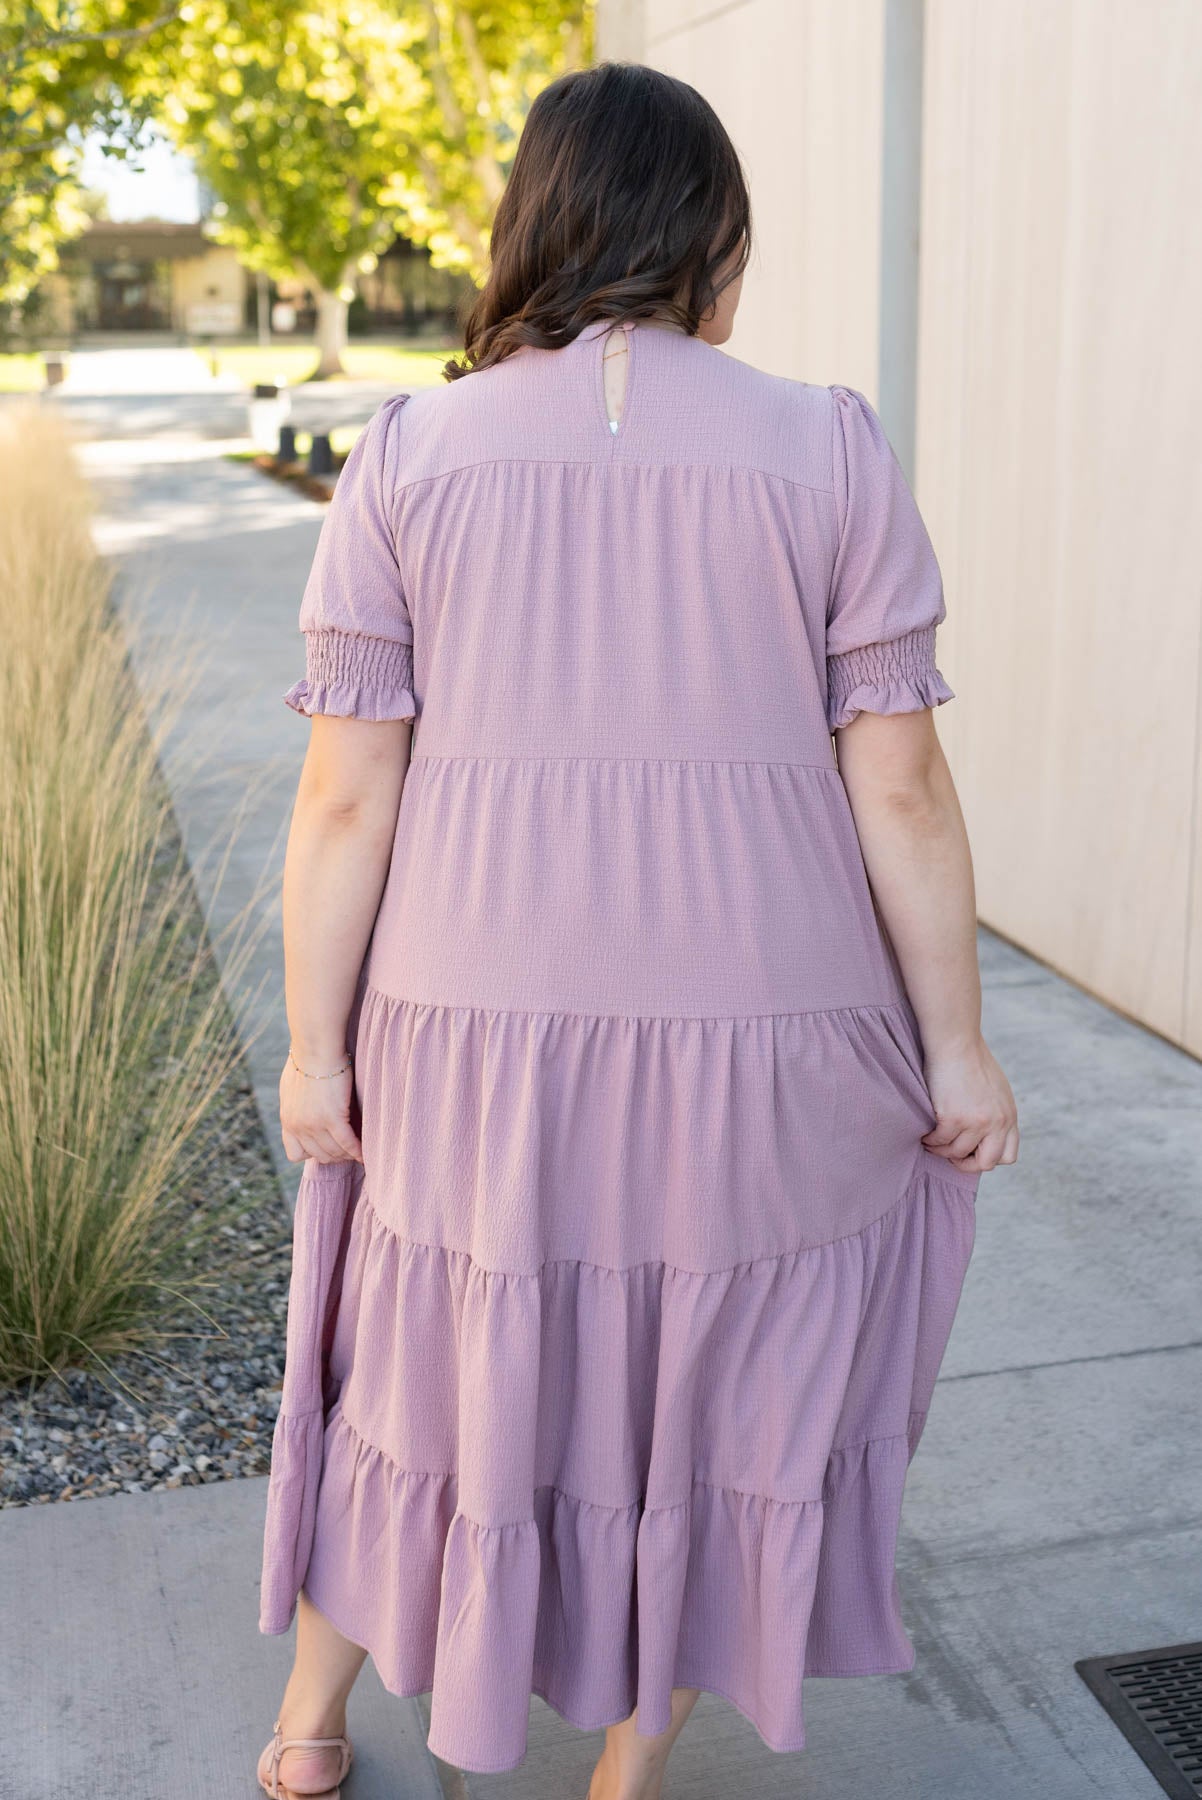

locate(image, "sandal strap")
(264, 1723), (352, 1799)
(277, 1734), (351, 1751)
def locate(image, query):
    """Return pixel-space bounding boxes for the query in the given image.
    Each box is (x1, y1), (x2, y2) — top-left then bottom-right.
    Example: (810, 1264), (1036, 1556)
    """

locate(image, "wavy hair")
(443, 62), (752, 380)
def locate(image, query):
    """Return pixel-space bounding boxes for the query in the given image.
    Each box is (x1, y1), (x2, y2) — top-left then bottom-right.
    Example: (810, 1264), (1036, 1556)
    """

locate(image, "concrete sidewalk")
(0, 1476), (444, 1800)
(4, 406), (1199, 1800)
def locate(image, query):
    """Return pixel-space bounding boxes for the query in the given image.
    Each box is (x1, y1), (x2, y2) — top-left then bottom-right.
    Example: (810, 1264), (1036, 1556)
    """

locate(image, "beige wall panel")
(595, 0), (645, 60)
(919, 0), (1202, 1047)
(640, 0), (887, 390)
(642, 0), (705, 43)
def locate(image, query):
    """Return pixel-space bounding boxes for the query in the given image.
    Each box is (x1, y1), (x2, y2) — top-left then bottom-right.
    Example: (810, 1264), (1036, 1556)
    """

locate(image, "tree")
(2, 1), (594, 365)
(0, 2), (178, 325)
(145, 0), (592, 375)
(143, 1), (423, 374)
(375, 1), (593, 277)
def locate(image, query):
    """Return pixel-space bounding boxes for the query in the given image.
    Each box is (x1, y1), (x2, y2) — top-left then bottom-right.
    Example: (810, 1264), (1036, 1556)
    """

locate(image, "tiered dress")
(258, 317), (980, 1774)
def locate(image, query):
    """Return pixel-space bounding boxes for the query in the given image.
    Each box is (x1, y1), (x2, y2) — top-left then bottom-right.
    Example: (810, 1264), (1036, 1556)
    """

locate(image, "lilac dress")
(259, 318), (979, 1773)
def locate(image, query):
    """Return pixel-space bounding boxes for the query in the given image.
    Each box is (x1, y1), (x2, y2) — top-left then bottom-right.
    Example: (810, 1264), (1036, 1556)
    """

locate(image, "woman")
(257, 59), (1018, 1800)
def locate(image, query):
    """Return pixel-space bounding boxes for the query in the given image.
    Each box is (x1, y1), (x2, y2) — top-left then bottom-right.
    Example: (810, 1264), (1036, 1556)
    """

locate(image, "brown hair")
(443, 62), (752, 381)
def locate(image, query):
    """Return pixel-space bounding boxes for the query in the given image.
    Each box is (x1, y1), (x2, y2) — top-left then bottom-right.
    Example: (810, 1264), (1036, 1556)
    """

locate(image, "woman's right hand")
(279, 1052), (364, 1165)
(922, 1034), (1019, 1176)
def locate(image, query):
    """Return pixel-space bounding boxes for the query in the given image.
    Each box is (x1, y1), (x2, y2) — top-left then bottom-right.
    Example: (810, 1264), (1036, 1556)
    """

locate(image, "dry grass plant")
(0, 403), (276, 1389)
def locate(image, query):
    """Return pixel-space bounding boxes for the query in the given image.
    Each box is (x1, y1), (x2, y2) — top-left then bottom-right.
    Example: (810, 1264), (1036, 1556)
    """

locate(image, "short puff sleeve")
(825, 384), (955, 732)
(283, 392), (416, 722)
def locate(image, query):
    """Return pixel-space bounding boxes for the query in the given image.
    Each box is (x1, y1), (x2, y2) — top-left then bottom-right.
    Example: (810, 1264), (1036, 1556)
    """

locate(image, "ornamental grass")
(0, 405), (266, 1388)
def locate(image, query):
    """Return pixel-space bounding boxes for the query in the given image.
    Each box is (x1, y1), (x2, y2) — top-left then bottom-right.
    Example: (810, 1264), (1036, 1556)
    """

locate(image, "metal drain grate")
(1076, 1641), (1202, 1798)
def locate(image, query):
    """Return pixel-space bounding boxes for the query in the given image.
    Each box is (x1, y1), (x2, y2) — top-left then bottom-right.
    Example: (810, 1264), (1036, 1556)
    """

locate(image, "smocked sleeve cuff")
(283, 628), (416, 722)
(826, 624), (955, 732)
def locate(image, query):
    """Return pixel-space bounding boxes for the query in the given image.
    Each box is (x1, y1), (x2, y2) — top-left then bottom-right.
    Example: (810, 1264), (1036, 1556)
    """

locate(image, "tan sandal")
(257, 1715), (353, 1798)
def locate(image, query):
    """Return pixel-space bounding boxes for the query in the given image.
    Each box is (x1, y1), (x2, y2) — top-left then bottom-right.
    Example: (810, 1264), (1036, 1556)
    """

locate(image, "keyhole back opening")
(601, 325), (631, 435)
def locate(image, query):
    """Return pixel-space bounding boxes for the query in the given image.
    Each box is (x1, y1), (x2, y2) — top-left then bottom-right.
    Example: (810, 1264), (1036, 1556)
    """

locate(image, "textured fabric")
(259, 319), (977, 1773)
(827, 623), (955, 732)
(285, 627), (416, 722)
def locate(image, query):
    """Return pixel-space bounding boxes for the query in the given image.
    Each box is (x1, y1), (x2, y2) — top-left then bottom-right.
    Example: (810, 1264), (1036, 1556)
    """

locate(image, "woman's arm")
(278, 714), (413, 1165)
(834, 707), (1019, 1176)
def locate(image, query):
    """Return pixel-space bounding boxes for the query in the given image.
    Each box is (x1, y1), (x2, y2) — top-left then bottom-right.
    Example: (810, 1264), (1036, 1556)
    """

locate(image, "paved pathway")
(1, 1477), (444, 1800)
(3, 362), (1199, 1800)
(56, 344), (244, 394)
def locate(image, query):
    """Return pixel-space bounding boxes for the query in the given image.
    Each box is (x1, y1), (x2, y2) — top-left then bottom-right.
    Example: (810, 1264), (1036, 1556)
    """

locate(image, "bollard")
(278, 424), (297, 463)
(308, 432), (333, 476)
(249, 381), (288, 452)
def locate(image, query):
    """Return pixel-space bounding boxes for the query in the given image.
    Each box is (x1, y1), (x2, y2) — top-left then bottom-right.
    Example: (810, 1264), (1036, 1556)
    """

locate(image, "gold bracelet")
(289, 1048), (352, 1080)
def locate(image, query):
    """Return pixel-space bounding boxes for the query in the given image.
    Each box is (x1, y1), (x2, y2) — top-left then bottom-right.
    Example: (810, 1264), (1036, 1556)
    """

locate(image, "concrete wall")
(600, 1), (892, 417)
(596, 0), (1202, 1054)
(918, 1), (1202, 1052)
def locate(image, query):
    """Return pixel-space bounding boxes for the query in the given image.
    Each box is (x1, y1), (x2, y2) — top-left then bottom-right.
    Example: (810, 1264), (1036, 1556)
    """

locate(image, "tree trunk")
(256, 270), (271, 347)
(313, 287), (349, 378)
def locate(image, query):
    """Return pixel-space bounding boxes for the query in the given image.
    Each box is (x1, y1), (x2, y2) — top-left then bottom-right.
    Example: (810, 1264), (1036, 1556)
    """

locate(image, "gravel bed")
(0, 1075), (294, 1508)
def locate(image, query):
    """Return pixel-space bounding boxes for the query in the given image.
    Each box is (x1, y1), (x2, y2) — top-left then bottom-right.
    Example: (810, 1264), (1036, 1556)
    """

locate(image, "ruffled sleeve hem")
(283, 628), (416, 722)
(826, 624), (955, 732)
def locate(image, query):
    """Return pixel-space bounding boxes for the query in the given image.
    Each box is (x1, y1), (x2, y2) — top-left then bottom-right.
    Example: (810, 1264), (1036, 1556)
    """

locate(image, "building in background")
(598, 0), (1202, 1057)
(37, 216), (473, 341)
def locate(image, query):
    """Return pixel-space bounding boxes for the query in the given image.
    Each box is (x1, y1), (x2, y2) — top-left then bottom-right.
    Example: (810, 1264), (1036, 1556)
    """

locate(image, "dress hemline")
(292, 1576), (920, 1773)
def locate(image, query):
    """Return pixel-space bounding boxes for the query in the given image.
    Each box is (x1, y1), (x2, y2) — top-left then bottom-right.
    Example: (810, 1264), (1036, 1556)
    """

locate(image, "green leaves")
(0, 2), (176, 313)
(151, 0), (595, 295)
(2, 1), (595, 326)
